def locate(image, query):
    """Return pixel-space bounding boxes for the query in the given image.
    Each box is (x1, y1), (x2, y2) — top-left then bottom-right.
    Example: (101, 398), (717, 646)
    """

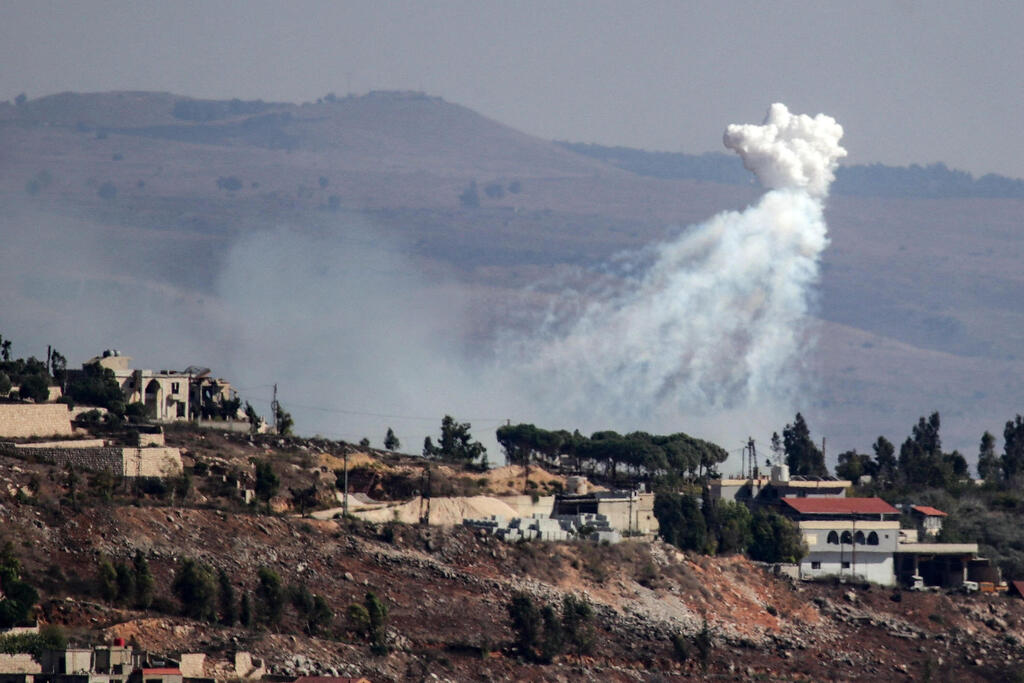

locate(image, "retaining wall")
(0, 442), (182, 477)
(0, 404), (73, 438)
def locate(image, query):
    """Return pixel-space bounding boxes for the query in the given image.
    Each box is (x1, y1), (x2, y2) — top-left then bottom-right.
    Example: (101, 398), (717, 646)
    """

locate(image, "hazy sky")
(3, 1), (1023, 177)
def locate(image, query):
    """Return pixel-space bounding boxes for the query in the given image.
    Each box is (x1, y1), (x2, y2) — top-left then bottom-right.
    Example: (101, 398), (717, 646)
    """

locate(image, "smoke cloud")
(1, 104), (845, 462)
(724, 103), (846, 198)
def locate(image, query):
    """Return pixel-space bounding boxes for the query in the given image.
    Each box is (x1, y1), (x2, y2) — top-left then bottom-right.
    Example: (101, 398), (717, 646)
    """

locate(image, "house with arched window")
(780, 497), (901, 585)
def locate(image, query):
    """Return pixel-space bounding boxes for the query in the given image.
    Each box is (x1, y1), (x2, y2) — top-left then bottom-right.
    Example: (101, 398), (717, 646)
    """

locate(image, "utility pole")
(821, 437), (826, 466)
(748, 437), (757, 478)
(270, 384), (278, 434)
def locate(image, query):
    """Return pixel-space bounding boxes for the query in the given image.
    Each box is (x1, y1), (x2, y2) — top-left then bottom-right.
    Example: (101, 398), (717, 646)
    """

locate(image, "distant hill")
(559, 141), (1024, 199)
(2, 90), (1024, 459)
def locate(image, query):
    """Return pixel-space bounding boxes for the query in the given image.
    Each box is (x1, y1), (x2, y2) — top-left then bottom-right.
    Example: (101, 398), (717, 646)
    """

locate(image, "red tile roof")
(1011, 580), (1024, 598)
(911, 505), (947, 517)
(141, 669), (181, 675)
(781, 497), (898, 515)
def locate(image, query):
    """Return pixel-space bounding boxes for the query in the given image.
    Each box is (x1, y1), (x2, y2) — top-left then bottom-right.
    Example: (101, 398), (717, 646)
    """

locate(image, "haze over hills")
(2, 90), (1022, 463)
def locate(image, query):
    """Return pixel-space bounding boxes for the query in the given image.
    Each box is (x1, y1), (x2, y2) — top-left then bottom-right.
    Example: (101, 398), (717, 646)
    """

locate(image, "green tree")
(255, 567), (285, 625)
(384, 427), (400, 451)
(748, 509), (806, 563)
(244, 402), (261, 432)
(507, 592), (542, 660)
(872, 436), (897, 483)
(978, 431), (1000, 483)
(217, 568), (237, 626)
(560, 594), (594, 665)
(1002, 415), (1024, 482)
(133, 550), (154, 609)
(422, 436), (436, 457)
(239, 592), (253, 628)
(835, 450), (875, 482)
(67, 362), (123, 410)
(0, 339), (11, 362)
(713, 501), (753, 555)
(172, 559), (217, 621)
(0, 373), (10, 397)
(18, 373), (49, 403)
(115, 561), (135, 605)
(306, 594), (333, 636)
(538, 603), (563, 663)
(254, 460), (279, 512)
(434, 415), (487, 463)
(783, 413), (826, 477)
(290, 482), (318, 517)
(97, 556), (118, 601)
(0, 543), (38, 628)
(653, 493), (706, 552)
(364, 591), (389, 654)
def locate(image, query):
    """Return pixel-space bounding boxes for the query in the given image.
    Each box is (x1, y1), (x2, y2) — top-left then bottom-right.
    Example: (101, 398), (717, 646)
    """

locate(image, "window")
(827, 531), (839, 545)
(171, 382), (180, 394)
(854, 531), (866, 545)
(811, 561), (821, 570)
(840, 531), (853, 544)
(867, 532), (879, 546)
(842, 561), (850, 569)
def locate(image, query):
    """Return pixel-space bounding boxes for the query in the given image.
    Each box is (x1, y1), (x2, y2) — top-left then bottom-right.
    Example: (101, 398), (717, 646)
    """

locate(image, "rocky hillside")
(2, 429), (1024, 681)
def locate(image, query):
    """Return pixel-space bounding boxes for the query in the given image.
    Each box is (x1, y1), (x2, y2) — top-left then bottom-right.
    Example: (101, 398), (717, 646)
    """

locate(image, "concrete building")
(909, 505), (947, 537)
(84, 351), (237, 423)
(710, 465), (850, 505)
(551, 488), (657, 535)
(780, 497), (901, 585)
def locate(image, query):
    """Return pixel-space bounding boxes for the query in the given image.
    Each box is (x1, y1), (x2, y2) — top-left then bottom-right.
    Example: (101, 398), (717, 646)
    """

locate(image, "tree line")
(496, 423), (729, 488)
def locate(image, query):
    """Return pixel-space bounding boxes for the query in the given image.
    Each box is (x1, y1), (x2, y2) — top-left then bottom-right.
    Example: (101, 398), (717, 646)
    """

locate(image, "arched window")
(840, 531), (853, 545)
(827, 531), (839, 545)
(854, 531), (866, 545)
(867, 531), (879, 546)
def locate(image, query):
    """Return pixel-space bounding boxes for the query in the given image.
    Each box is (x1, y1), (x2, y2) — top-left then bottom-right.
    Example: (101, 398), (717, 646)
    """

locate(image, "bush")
(255, 567), (284, 625)
(171, 559), (217, 621)
(18, 374), (49, 403)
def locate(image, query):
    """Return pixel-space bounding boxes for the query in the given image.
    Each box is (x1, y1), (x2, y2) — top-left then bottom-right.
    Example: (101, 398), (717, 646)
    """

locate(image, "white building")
(86, 350), (236, 423)
(781, 497), (901, 586)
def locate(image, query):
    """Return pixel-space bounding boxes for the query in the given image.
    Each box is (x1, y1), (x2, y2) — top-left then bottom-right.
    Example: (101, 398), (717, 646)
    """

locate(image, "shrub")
(255, 567), (284, 625)
(171, 559), (217, 621)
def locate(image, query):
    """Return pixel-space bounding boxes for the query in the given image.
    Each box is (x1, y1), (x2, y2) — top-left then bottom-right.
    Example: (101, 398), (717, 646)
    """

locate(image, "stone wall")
(123, 447), (183, 477)
(0, 653), (42, 674)
(0, 404), (73, 438)
(1, 442), (182, 477)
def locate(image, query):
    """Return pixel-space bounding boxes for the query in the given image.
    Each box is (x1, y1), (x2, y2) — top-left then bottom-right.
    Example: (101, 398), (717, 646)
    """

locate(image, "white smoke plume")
(724, 103), (846, 197)
(493, 103), (846, 444)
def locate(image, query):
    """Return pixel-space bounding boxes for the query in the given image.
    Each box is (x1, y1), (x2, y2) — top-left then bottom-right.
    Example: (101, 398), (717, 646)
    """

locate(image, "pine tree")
(133, 550), (154, 609)
(384, 427), (400, 451)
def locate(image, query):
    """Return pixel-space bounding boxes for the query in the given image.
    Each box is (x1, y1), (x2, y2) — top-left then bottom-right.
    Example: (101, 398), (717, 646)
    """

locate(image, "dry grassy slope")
(2, 90), (1024, 456)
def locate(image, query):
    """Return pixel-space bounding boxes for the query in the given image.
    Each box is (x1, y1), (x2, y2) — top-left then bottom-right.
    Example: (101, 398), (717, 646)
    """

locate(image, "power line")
(241, 395), (507, 423)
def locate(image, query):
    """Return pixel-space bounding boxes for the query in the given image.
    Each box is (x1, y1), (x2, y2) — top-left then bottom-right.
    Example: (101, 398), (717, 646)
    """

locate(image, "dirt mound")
(346, 495), (518, 525)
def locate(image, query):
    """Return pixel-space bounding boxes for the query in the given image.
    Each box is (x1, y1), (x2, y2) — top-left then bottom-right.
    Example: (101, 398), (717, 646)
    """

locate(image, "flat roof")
(896, 542), (978, 554)
(782, 497), (898, 515)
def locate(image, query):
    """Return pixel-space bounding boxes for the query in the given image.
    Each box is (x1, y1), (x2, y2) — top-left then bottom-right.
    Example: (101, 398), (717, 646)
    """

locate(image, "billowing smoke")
(492, 103), (846, 444)
(2, 104), (845, 460)
(724, 103), (847, 197)
(210, 103), (846, 454)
